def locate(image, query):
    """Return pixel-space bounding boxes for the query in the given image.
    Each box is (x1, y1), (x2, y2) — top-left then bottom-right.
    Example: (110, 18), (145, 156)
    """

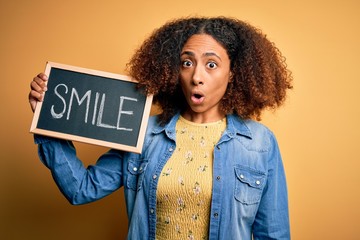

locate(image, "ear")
(229, 72), (234, 82)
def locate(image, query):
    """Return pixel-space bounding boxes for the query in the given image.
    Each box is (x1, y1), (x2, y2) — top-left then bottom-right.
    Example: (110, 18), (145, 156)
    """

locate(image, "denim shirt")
(35, 113), (290, 240)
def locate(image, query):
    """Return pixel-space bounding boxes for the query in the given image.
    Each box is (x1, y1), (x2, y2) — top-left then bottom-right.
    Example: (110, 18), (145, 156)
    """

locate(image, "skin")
(29, 73), (48, 112)
(179, 34), (231, 124)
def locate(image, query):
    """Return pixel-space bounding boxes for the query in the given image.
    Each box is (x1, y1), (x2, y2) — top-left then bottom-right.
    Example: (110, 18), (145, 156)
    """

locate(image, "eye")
(207, 61), (217, 69)
(182, 60), (193, 68)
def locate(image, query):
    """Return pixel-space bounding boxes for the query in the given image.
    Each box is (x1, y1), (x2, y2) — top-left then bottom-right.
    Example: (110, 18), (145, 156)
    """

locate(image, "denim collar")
(152, 112), (252, 140)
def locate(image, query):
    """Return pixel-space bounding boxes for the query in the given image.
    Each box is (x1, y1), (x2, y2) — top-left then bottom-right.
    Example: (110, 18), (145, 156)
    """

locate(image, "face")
(179, 34), (231, 123)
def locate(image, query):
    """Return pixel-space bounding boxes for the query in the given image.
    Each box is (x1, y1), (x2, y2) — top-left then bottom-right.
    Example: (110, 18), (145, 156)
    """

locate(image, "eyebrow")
(181, 51), (222, 61)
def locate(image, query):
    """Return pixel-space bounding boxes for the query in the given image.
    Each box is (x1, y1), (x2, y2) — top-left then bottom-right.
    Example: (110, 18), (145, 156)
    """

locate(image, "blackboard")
(30, 62), (153, 153)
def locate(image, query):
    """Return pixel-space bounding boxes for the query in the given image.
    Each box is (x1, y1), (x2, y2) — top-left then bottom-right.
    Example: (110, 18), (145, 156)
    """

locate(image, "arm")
(252, 133), (290, 240)
(35, 135), (123, 205)
(30, 73), (123, 205)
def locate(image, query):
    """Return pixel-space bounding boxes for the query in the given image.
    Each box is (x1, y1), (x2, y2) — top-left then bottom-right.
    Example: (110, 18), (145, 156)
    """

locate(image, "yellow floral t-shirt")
(156, 116), (226, 240)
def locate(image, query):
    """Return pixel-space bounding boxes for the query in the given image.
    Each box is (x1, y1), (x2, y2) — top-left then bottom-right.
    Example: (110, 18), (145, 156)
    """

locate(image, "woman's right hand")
(29, 73), (48, 112)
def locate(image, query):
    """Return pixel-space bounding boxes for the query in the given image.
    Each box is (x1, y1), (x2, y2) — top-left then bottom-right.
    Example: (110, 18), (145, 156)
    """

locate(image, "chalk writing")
(50, 83), (138, 131)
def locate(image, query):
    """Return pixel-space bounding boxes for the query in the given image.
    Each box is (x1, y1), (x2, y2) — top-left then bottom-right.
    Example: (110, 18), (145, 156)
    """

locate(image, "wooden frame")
(30, 62), (153, 153)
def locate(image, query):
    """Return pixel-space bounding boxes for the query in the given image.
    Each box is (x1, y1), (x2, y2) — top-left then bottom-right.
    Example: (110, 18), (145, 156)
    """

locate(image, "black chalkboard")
(30, 62), (153, 153)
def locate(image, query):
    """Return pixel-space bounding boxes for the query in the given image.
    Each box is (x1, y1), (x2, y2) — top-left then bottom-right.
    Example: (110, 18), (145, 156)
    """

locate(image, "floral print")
(191, 213), (199, 221)
(198, 165), (208, 172)
(156, 116), (226, 240)
(188, 230), (194, 240)
(178, 176), (185, 186)
(184, 151), (193, 164)
(200, 136), (206, 147)
(162, 168), (172, 176)
(177, 197), (186, 212)
(193, 182), (201, 195)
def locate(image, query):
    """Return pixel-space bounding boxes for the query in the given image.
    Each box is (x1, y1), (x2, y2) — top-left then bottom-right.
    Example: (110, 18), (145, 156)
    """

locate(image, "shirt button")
(169, 147), (173, 152)
(153, 175), (157, 179)
(216, 176), (221, 181)
(133, 167), (138, 172)
(150, 209), (154, 214)
(240, 174), (244, 179)
(213, 212), (219, 218)
(256, 180), (261, 185)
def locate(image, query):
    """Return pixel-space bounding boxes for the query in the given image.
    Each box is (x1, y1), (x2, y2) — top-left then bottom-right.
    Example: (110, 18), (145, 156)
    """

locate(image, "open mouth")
(191, 93), (205, 104)
(194, 93), (202, 99)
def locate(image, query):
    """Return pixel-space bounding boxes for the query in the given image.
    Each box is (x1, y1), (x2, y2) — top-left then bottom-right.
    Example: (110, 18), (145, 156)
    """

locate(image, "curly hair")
(127, 16), (293, 124)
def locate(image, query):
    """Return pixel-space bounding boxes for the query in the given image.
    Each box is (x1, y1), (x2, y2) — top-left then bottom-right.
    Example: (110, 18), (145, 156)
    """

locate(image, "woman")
(29, 16), (292, 240)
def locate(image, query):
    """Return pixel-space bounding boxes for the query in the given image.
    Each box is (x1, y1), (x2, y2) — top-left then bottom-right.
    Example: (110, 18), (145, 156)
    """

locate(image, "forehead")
(182, 34), (228, 57)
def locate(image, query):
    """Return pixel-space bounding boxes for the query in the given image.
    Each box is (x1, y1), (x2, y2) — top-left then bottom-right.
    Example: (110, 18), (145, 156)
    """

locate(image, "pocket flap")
(128, 160), (148, 175)
(235, 166), (266, 189)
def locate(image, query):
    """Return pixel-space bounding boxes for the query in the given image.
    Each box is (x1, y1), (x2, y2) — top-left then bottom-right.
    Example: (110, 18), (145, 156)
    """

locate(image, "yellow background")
(1, 0), (359, 239)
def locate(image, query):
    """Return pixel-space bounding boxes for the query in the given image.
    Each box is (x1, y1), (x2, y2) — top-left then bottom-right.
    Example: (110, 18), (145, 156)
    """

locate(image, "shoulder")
(228, 115), (277, 152)
(244, 119), (274, 138)
(147, 115), (160, 128)
(143, 115), (160, 140)
(142, 114), (168, 147)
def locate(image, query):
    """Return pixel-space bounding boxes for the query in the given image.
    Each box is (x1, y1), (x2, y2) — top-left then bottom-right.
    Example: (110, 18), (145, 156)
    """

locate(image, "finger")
(30, 79), (46, 93)
(37, 73), (48, 81)
(29, 89), (45, 102)
(29, 97), (37, 112)
(29, 90), (44, 112)
(32, 73), (48, 91)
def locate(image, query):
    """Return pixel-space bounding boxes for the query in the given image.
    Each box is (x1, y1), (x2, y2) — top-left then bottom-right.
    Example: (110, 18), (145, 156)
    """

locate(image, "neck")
(181, 110), (226, 124)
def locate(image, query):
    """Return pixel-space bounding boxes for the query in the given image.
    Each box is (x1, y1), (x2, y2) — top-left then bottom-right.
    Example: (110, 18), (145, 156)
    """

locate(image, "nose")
(192, 65), (204, 85)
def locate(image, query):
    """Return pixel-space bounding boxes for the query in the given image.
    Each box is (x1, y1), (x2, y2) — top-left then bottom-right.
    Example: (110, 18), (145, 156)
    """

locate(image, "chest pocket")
(126, 159), (149, 191)
(234, 165), (266, 205)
